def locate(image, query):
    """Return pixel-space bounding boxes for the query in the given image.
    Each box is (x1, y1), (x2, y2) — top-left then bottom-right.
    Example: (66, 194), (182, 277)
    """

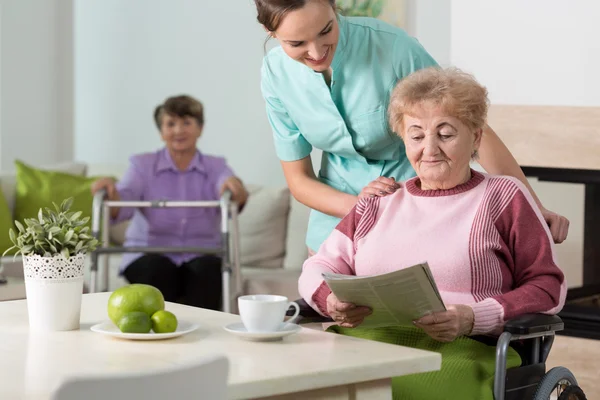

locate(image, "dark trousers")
(123, 254), (222, 310)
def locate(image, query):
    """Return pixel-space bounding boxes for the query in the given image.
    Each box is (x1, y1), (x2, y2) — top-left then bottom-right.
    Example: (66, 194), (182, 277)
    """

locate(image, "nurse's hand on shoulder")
(327, 292), (372, 328)
(220, 176), (249, 209)
(540, 207), (570, 244)
(359, 176), (401, 199)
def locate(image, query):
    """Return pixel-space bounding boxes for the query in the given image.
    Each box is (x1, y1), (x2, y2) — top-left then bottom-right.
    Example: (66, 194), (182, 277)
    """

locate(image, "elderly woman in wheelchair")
(298, 68), (585, 399)
(90, 95), (248, 310)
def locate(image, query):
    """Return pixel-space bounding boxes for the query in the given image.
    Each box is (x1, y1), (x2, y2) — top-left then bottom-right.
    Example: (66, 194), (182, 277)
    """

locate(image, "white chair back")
(52, 354), (228, 400)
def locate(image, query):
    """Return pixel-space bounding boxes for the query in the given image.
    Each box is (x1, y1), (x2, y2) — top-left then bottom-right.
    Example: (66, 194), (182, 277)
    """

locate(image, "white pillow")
(283, 197), (310, 270)
(236, 185), (290, 268)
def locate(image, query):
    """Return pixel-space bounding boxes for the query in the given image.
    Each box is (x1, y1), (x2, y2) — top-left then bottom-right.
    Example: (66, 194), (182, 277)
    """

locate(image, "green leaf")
(61, 197), (74, 213)
(65, 230), (74, 242)
(15, 220), (25, 233)
(38, 208), (44, 224)
(8, 229), (16, 245)
(70, 211), (82, 222)
(75, 240), (84, 253)
(61, 248), (70, 259)
(2, 245), (16, 257)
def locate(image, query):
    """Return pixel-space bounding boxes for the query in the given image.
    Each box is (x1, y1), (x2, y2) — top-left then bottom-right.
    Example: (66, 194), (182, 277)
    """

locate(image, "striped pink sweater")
(299, 171), (567, 335)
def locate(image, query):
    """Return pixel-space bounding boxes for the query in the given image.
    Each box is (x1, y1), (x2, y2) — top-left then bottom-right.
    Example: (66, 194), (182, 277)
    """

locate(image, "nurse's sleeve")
(261, 63), (313, 162)
(392, 32), (439, 79)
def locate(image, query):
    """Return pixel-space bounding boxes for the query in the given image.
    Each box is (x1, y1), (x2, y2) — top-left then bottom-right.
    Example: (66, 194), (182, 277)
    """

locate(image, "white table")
(0, 276), (26, 301)
(0, 293), (441, 399)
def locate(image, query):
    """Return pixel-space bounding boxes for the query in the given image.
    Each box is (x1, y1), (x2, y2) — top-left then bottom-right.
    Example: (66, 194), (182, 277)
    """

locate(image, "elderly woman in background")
(91, 95), (248, 310)
(298, 68), (566, 400)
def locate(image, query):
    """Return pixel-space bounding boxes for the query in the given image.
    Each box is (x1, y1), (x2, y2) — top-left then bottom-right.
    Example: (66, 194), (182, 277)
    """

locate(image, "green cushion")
(13, 160), (98, 230)
(0, 188), (15, 255)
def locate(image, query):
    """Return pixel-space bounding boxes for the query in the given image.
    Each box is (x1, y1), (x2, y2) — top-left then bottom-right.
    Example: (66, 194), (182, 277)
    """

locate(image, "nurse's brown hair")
(254, 0), (336, 32)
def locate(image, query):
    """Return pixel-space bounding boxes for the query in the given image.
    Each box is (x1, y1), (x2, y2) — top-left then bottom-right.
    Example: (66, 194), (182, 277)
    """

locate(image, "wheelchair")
(290, 299), (587, 400)
(88, 189), (242, 313)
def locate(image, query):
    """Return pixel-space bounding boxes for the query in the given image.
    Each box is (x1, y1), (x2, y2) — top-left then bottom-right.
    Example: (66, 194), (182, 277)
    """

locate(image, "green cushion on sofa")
(0, 188), (15, 255)
(14, 160), (98, 229)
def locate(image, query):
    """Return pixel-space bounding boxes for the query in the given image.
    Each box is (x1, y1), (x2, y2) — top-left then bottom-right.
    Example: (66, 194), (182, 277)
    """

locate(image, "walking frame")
(89, 189), (242, 314)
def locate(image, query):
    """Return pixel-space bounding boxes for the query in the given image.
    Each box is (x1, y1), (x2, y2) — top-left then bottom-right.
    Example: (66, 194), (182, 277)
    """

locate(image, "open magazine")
(322, 262), (446, 328)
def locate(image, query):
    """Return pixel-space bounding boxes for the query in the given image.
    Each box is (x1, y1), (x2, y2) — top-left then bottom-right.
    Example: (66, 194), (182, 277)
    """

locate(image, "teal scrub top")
(261, 15), (439, 251)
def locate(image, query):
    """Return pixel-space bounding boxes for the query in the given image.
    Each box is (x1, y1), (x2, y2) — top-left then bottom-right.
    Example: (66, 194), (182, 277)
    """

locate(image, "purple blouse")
(114, 148), (234, 271)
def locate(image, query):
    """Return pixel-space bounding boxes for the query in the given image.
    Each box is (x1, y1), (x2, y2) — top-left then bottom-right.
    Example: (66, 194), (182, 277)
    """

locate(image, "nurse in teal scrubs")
(255, 0), (570, 253)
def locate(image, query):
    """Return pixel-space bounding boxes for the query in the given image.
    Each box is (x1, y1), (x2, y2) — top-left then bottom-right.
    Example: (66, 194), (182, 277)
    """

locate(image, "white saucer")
(90, 320), (200, 340)
(223, 322), (301, 341)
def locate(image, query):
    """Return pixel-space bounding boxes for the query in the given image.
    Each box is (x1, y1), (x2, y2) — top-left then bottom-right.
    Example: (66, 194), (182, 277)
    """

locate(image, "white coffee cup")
(238, 295), (300, 333)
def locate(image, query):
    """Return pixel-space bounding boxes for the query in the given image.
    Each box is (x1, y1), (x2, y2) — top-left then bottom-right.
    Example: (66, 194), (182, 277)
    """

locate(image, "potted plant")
(338, 0), (385, 18)
(3, 198), (99, 331)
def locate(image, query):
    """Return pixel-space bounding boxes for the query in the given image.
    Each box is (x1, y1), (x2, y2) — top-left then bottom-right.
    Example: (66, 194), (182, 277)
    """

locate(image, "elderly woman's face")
(160, 114), (202, 153)
(402, 103), (482, 189)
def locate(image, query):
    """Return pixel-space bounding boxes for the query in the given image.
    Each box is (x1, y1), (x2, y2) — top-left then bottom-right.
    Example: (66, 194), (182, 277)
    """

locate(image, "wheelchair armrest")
(287, 298), (333, 323)
(504, 313), (564, 335)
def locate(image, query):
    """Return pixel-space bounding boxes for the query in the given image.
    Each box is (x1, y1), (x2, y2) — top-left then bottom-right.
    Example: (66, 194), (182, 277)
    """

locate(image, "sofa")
(0, 161), (311, 303)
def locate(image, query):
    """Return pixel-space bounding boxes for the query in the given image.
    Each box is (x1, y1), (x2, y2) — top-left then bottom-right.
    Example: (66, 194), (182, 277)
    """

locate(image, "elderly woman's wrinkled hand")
(326, 292), (372, 328)
(413, 305), (474, 343)
(540, 207), (570, 244)
(221, 176), (249, 208)
(359, 176), (401, 199)
(90, 177), (119, 200)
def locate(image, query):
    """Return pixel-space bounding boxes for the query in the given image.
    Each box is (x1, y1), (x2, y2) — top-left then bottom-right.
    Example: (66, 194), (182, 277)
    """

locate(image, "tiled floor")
(546, 335), (599, 398)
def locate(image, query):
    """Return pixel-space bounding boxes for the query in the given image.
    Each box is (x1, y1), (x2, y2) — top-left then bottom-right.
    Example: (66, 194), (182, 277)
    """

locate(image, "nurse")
(255, 0), (569, 253)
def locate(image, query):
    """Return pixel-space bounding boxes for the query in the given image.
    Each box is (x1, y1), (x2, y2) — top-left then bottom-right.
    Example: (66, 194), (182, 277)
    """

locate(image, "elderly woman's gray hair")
(388, 67), (490, 136)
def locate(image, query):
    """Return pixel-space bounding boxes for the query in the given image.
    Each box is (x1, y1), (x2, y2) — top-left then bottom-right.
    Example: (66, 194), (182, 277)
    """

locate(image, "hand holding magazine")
(322, 262), (446, 328)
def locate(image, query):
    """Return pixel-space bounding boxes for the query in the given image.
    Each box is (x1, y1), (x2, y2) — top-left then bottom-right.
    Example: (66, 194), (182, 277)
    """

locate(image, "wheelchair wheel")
(557, 386), (586, 400)
(533, 366), (586, 400)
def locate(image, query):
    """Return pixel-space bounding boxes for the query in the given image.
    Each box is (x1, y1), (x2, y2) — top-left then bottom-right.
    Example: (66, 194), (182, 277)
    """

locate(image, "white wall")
(405, 0), (451, 67)
(74, 0), (287, 187)
(451, 0), (600, 106)
(450, 0), (596, 286)
(0, 0), (74, 171)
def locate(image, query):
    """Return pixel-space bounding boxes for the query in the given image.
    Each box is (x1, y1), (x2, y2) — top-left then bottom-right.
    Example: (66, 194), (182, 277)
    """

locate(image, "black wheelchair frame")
(290, 299), (586, 400)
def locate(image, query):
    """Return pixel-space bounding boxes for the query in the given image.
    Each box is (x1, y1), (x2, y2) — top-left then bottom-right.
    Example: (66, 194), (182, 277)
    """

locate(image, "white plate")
(223, 322), (301, 342)
(90, 320), (200, 340)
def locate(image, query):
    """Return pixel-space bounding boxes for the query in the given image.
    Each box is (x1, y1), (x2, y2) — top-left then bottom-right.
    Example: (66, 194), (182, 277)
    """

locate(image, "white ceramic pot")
(23, 253), (85, 331)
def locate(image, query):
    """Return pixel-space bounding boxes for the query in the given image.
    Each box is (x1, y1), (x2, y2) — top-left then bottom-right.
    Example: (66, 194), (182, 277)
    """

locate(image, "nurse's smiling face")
(270, 0), (339, 72)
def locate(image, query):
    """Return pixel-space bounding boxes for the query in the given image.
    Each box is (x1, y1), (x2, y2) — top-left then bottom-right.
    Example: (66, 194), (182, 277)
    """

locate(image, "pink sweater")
(299, 171), (567, 335)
